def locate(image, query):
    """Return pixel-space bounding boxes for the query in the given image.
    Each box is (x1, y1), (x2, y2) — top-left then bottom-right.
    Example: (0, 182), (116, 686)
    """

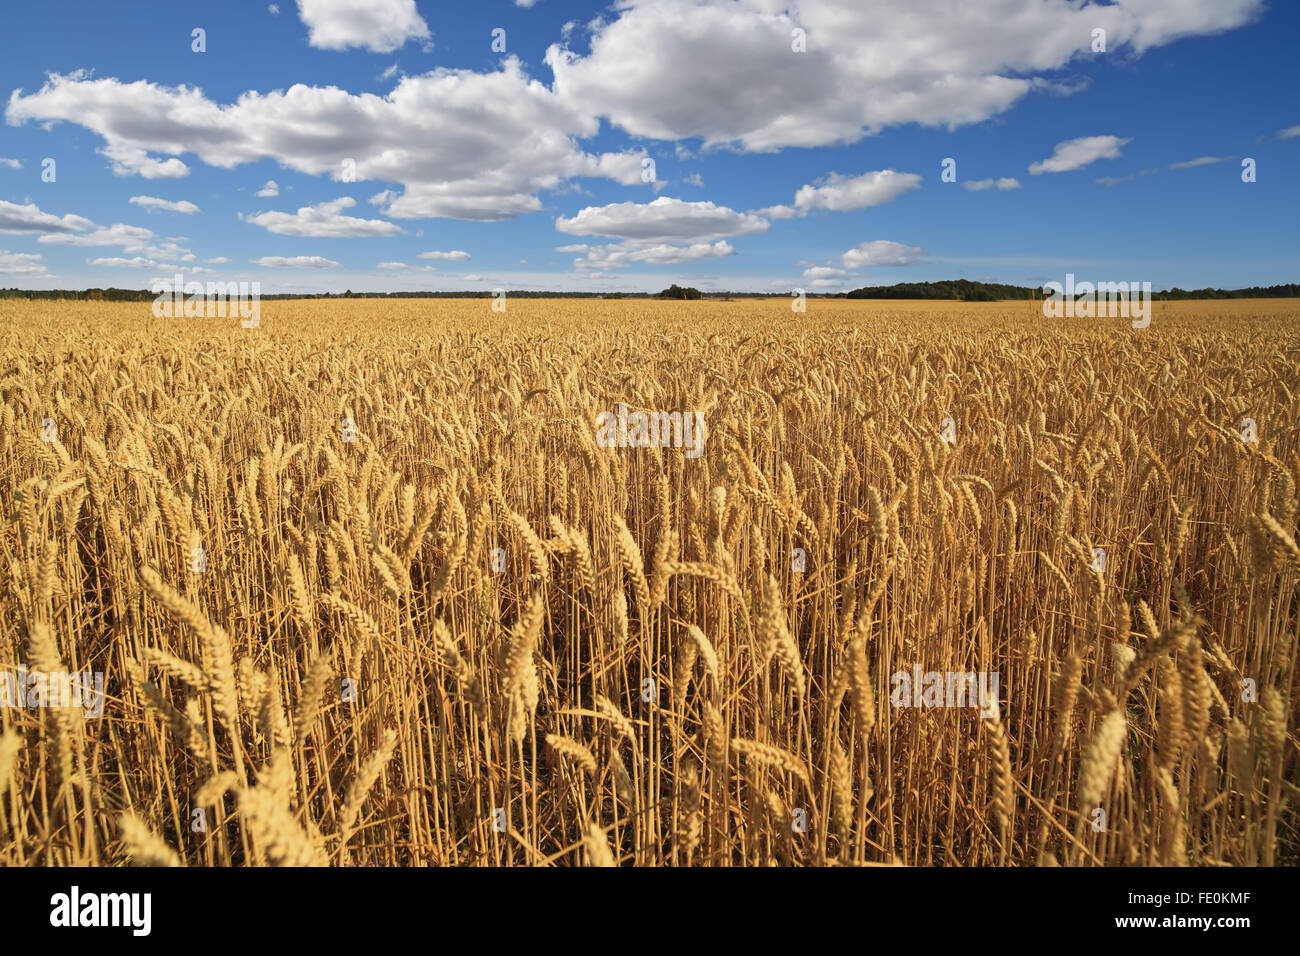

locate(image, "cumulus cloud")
(130, 195), (201, 214)
(0, 199), (94, 234)
(840, 240), (926, 269)
(0, 201), (196, 266)
(242, 196), (403, 237)
(256, 180), (280, 197)
(5, 63), (646, 222)
(572, 240), (735, 271)
(556, 196), (768, 243)
(39, 223), (153, 247)
(545, 0), (1261, 152)
(1029, 135), (1130, 174)
(1277, 124), (1300, 139)
(417, 249), (470, 261)
(294, 0), (430, 53)
(962, 177), (1021, 191)
(802, 266), (846, 279)
(0, 158), (21, 169)
(253, 255), (340, 268)
(0, 249), (49, 276)
(379, 184), (544, 221)
(206, 256), (231, 264)
(760, 170), (922, 218)
(37, 220), (191, 260)
(102, 143), (188, 179)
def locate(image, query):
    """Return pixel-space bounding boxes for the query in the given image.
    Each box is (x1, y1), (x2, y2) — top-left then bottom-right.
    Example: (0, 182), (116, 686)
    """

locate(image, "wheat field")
(0, 297), (1296, 867)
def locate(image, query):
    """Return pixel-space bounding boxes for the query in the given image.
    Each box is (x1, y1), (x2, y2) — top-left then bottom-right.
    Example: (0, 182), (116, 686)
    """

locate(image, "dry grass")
(0, 296), (1296, 866)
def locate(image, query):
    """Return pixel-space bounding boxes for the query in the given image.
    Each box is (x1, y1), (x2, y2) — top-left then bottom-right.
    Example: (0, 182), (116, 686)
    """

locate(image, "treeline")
(1155, 284), (1300, 299)
(1, 287), (158, 301)
(3, 281), (1298, 302)
(844, 279), (1037, 301)
(0, 287), (714, 301)
(842, 279), (1300, 301)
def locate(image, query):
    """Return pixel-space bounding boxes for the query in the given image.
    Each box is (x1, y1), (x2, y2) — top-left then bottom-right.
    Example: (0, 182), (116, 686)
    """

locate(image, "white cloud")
(0, 199), (94, 234)
(88, 256), (169, 269)
(962, 177), (1021, 191)
(253, 255), (340, 268)
(802, 266), (846, 279)
(546, 0), (1262, 152)
(38, 223), (152, 246)
(0, 158), (21, 170)
(1167, 155), (1230, 169)
(760, 169), (921, 218)
(841, 240), (926, 269)
(37, 221), (191, 260)
(810, 278), (844, 288)
(417, 249), (470, 261)
(572, 239), (735, 271)
(515, 0), (541, 7)
(1278, 124), (1300, 139)
(682, 172), (704, 187)
(380, 184), (545, 221)
(102, 143), (189, 179)
(269, 4), (280, 15)
(1029, 135), (1130, 175)
(130, 195), (201, 214)
(242, 197), (404, 237)
(1099, 155), (1229, 185)
(376, 261), (434, 271)
(6, 63), (645, 222)
(256, 180), (280, 198)
(294, 0), (430, 53)
(557, 196), (768, 243)
(0, 250), (49, 276)
(206, 257), (231, 264)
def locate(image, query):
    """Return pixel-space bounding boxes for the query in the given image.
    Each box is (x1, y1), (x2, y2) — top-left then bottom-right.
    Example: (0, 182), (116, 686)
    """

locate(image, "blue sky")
(0, 0), (1296, 293)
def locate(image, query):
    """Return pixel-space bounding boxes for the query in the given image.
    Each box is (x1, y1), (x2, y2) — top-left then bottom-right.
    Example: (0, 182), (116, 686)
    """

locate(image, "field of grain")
(0, 297), (1296, 866)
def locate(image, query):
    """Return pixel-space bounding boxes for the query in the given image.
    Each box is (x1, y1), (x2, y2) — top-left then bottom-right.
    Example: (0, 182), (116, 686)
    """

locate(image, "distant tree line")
(1153, 284), (1300, 300)
(842, 279), (1300, 301)
(844, 279), (1037, 301)
(0, 287), (159, 301)
(2, 280), (1297, 303)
